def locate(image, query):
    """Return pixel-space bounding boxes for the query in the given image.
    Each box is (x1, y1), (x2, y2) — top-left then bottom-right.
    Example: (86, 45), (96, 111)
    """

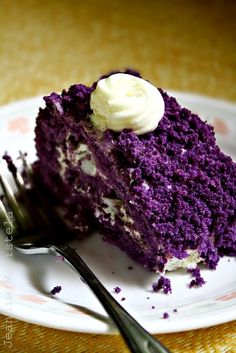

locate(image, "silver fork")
(0, 157), (170, 353)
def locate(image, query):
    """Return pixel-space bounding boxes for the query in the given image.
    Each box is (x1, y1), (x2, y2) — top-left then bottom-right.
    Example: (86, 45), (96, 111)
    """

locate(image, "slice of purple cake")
(35, 70), (236, 273)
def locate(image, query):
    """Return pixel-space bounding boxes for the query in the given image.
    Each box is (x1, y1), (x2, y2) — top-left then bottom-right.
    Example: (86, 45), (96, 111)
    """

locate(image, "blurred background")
(0, 1), (236, 352)
(0, 0), (236, 106)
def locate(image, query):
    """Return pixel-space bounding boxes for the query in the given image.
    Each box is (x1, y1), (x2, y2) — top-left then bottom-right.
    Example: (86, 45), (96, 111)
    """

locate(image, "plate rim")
(0, 297), (235, 334)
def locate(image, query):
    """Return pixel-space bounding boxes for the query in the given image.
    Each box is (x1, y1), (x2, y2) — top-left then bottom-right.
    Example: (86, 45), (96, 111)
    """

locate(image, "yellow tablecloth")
(0, 0), (235, 352)
(0, 314), (235, 353)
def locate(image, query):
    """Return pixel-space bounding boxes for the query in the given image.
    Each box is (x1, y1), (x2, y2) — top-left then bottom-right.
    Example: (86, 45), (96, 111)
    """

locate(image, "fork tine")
(0, 172), (27, 230)
(2, 153), (41, 230)
(18, 151), (32, 183)
(14, 170), (25, 190)
(0, 196), (15, 229)
(3, 152), (26, 190)
(19, 152), (54, 227)
(2, 153), (57, 233)
(0, 196), (8, 223)
(18, 152), (52, 227)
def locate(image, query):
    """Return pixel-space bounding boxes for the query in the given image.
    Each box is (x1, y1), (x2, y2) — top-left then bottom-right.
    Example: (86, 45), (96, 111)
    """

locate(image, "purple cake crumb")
(114, 286), (121, 294)
(51, 286), (62, 295)
(173, 309), (178, 313)
(152, 276), (172, 294)
(121, 297), (126, 301)
(163, 312), (169, 319)
(3, 153), (17, 177)
(56, 255), (65, 263)
(187, 267), (206, 288)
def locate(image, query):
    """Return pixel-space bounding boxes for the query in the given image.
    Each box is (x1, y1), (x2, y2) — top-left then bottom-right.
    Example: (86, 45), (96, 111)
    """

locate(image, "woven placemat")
(0, 314), (235, 352)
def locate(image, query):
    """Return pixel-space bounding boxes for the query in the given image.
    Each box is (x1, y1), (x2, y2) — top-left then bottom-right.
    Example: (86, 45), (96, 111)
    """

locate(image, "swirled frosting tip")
(90, 73), (165, 135)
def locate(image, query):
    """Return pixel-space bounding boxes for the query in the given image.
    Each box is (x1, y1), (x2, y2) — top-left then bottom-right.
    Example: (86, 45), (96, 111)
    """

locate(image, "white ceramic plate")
(0, 93), (236, 334)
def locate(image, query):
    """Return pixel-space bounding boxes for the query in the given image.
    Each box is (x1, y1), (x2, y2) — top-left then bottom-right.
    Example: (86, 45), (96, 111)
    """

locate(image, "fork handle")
(50, 243), (170, 353)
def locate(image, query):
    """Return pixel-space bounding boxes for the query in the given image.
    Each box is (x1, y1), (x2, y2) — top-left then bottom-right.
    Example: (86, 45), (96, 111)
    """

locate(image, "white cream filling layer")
(101, 197), (122, 224)
(57, 143), (97, 177)
(80, 159), (97, 176)
(75, 143), (91, 161)
(56, 147), (68, 176)
(165, 250), (202, 271)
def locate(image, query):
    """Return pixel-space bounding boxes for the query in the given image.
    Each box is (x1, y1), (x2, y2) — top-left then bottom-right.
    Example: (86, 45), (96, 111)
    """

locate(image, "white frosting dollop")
(90, 73), (165, 135)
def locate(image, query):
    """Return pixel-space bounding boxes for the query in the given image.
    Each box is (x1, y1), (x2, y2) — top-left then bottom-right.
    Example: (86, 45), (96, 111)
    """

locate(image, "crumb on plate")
(51, 286), (62, 295)
(114, 286), (121, 294)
